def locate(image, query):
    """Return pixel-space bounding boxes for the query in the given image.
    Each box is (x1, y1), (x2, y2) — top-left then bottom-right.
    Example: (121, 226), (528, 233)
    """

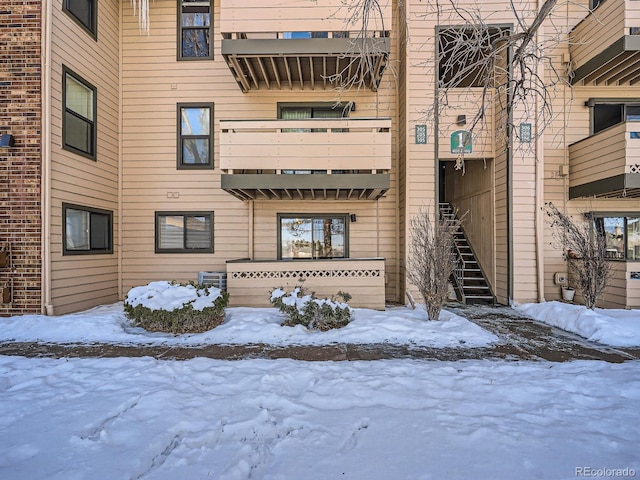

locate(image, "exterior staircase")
(439, 203), (494, 304)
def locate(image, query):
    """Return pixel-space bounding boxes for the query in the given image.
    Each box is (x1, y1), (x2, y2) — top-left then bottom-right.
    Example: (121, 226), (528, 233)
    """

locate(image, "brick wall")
(0, 0), (42, 315)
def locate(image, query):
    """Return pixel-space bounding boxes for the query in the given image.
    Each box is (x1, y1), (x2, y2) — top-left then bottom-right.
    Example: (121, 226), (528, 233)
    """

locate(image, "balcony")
(570, 0), (640, 85)
(568, 122), (640, 198)
(220, 118), (392, 201)
(226, 258), (386, 309)
(220, 0), (391, 92)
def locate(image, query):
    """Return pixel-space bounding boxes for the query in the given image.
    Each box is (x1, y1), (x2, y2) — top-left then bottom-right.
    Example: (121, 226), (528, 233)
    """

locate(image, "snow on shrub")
(270, 286), (353, 331)
(124, 281), (229, 334)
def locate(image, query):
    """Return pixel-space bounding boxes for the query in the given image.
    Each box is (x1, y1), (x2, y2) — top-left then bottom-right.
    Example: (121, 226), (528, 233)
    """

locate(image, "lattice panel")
(628, 164), (640, 174)
(231, 269), (382, 280)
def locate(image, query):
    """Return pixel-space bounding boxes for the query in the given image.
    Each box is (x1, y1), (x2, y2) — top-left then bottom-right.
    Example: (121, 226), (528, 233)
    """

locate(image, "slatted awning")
(572, 36), (640, 86)
(221, 173), (390, 201)
(221, 37), (390, 92)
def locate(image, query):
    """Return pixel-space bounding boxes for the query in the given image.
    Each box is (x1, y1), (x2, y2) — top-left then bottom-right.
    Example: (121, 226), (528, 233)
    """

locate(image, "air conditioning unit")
(197, 271), (227, 291)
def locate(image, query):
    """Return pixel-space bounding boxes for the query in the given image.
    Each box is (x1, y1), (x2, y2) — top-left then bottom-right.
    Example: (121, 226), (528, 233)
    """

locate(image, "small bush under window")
(270, 286), (353, 331)
(124, 281), (229, 334)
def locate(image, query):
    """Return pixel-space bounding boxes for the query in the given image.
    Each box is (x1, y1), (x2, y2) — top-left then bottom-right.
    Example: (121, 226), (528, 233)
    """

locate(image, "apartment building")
(1, 0), (639, 316)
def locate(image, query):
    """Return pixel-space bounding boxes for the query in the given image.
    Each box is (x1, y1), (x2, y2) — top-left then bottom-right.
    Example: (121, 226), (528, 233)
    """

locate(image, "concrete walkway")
(1, 304), (638, 362)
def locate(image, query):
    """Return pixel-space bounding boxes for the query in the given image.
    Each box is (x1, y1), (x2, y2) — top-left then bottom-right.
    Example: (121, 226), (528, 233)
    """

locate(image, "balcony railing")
(220, 118), (391, 200)
(220, 0), (391, 91)
(226, 258), (386, 310)
(568, 122), (640, 198)
(570, 0), (640, 85)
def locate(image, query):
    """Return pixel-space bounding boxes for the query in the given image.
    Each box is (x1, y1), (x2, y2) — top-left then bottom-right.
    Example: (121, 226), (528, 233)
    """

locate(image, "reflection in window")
(178, 103), (213, 168)
(591, 103), (640, 134)
(156, 212), (213, 253)
(280, 215), (346, 259)
(594, 216), (640, 260)
(628, 217), (640, 260)
(63, 0), (96, 36)
(63, 68), (96, 159)
(179, 0), (212, 59)
(63, 203), (112, 255)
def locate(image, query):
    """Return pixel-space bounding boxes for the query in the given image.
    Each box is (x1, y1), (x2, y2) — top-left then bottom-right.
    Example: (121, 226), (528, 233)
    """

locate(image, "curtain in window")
(66, 209), (90, 250)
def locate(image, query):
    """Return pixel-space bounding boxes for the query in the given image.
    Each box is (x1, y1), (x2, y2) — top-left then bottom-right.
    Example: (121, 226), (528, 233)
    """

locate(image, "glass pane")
(626, 105), (640, 122)
(602, 217), (625, 259)
(182, 138), (209, 164)
(593, 104), (622, 134)
(65, 111), (92, 154)
(283, 32), (311, 39)
(90, 213), (110, 250)
(66, 0), (93, 30)
(182, 29), (210, 57)
(185, 216), (211, 249)
(312, 218), (345, 258)
(281, 218), (312, 259)
(66, 74), (93, 119)
(627, 217), (640, 260)
(312, 108), (342, 119)
(181, 107), (210, 135)
(66, 209), (90, 250)
(330, 218), (345, 257)
(181, 12), (210, 27)
(159, 216), (184, 249)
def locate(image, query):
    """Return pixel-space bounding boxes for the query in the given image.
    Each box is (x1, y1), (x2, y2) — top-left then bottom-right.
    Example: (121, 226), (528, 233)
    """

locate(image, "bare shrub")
(407, 206), (459, 320)
(545, 202), (612, 309)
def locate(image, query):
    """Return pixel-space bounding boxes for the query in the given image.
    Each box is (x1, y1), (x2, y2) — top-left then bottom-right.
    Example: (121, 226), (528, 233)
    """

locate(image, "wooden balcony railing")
(568, 122), (640, 197)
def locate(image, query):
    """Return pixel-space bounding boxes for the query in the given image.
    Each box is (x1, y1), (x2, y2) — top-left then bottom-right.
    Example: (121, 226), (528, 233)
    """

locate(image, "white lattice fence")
(226, 259), (386, 310)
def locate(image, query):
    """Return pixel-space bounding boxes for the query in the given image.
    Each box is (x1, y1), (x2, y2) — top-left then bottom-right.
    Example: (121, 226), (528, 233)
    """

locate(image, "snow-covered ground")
(1, 356), (639, 479)
(1, 289), (640, 479)
(0, 302), (499, 348)
(515, 301), (640, 347)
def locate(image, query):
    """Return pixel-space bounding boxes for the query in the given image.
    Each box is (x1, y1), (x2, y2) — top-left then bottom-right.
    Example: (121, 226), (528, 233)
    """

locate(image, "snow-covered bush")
(270, 286), (353, 331)
(124, 281), (229, 334)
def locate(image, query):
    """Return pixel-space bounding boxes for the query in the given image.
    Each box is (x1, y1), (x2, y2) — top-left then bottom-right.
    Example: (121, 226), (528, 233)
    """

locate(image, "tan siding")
(120, 0), (399, 303)
(49, 0), (120, 314)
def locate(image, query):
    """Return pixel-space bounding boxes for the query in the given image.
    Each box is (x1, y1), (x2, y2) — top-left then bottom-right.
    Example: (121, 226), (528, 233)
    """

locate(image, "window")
(63, 0), (97, 37)
(63, 67), (97, 159)
(278, 214), (347, 260)
(178, 103), (213, 169)
(282, 32), (348, 39)
(179, 0), (212, 60)
(156, 212), (214, 253)
(594, 215), (640, 260)
(591, 101), (640, 134)
(63, 203), (112, 255)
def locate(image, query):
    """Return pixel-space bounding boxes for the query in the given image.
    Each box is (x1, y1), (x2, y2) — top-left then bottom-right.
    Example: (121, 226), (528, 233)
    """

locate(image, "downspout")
(41, 0), (54, 315)
(118, 0), (124, 299)
(507, 37), (514, 303)
(248, 200), (254, 260)
(535, 3), (546, 303)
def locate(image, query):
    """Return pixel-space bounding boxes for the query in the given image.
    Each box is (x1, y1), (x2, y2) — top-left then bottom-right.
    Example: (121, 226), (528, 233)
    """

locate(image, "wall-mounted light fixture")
(0, 134), (14, 148)
(350, 214), (357, 223)
(456, 115), (466, 126)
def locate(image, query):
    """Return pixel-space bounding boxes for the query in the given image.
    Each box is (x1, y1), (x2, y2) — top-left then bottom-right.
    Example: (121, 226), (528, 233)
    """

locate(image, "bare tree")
(340, 0), (578, 169)
(407, 205), (459, 320)
(545, 202), (612, 309)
